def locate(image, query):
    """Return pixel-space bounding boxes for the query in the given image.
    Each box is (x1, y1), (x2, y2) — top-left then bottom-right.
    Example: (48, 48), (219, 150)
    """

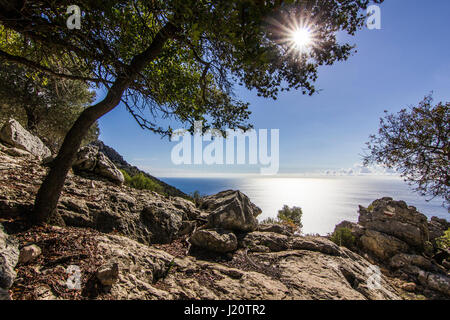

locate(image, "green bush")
(277, 205), (303, 229)
(261, 205), (303, 232)
(436, 228), (450, 250)
(189, 190), (202, 207)
(260, 217), (278, 225)
(330, 227), (356, 249)
(121, 170), (163, 193)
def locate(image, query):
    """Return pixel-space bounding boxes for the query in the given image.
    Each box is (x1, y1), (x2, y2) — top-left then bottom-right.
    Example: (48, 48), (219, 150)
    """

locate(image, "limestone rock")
(290, 236), (342, 256)
(96, 152), (125, 185)
(73, 146), (124, 185)
(4, 147), (31, 158)
(358, 198), (429, 250)
(96, 262), (120, 286)
(416, 269), (450, 296)
(201, 190), (262, 232)
(389, 253), (433, 271)
(401, 282), (417, 292)
(190, 229), (238, 253)
(140, 203), (183, 244)
(2, 146), (448, 299)
(178, 221), (197, 237)
(240, 231), (289, 252)
(0, 119), (51, 160)
(19, 244), (42, 264)
(252, 250), (400, 300)
(33, 286), (57, 300)
(360, 230), (409, 261)
(95, 233), (401, 300)
(5, 225), (404, 300)
(0, 224), (19, 300)
(170, 196), (206, 220)
(332, 199), (450, 298)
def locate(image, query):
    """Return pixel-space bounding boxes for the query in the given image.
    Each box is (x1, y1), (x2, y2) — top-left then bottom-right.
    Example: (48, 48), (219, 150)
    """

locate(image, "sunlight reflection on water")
(161, 176), (448, 235)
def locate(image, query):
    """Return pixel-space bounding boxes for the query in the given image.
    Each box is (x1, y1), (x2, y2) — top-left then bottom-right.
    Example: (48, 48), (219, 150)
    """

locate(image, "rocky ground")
(0, 119), (449, 300)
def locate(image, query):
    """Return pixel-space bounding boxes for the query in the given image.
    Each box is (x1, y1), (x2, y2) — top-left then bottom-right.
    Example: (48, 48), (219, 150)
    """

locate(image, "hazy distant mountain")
(90, 140), (189, 199)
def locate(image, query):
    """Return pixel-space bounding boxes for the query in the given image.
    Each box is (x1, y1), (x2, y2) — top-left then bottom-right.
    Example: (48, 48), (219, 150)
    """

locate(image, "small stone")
(34, 286), (56, 300)
(96, 262), (119, 286)
(401, 282), (417, 292)
(19, 244), (42, 264)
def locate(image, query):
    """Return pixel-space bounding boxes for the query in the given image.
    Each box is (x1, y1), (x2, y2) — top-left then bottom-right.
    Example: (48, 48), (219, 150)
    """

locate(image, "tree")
(277, 205), (303, 229)
(0, 0), (383, 224)
(0, 62), (99, 152)
(364, 95), (449, 209)
(330, 227), (356, 249)
(260, 205), (303, 232)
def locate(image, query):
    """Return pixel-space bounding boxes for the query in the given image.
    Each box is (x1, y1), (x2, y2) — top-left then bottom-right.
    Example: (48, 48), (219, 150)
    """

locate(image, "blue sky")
(97, 0), (450, 177)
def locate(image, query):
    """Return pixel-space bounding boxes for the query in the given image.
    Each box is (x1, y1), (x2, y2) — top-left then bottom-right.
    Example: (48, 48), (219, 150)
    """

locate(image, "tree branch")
(0, 49), (108, 84)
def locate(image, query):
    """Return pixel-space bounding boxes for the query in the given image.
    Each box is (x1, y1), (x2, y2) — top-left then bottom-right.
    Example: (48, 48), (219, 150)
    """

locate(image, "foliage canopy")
(262, 205), (303, 232)
(0, 0), (382, 135)
(0, 62), (99, 152)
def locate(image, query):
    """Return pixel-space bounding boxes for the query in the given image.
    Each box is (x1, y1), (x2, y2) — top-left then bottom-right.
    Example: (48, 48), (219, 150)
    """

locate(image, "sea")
(160, 176), (449, 235)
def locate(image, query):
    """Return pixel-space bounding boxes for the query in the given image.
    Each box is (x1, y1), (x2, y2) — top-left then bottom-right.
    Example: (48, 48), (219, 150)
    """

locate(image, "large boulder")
(257, 223), (294, 236)
(405, 265), (450, 297)
(360, 230), (409, 261)
(334, 199), (450, 297)
(389, 253), (433, 271)
(73, 146), (124, 185)
(0, 225), (19, 300)
(140, 203), (183, 244)
(358, 198), (429, 250)
(170, 197), (206, 221)
(190, 229), (238, 253)
(290, 236), (342, 256)
(96, 262), (120, 286)
(240, 231), (289, 252)
(0, 119), (51, 160)
(417, 270), (450, 296)
(201, 190), (262, 232)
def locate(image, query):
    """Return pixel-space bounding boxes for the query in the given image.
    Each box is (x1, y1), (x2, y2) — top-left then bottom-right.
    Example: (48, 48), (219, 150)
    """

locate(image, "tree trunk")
(32, 22), (178, 224)
(33, 78), (129, 224)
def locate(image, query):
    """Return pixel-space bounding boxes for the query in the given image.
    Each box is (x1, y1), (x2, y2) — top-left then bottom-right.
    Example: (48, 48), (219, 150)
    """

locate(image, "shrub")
(120, 170), (163, 193)
(436, 228), (450, 250)
(260, 217), (278, 225)
(277, 205), (303, 229)
(261, 205), (303, 232)
(190, 190), (202, 207)
(330, 227), (356, 249)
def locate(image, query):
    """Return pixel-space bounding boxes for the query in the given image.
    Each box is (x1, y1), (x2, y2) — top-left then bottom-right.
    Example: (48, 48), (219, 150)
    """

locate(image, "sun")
(291, 28), (312, 49)
(266, 14), (317, 56)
